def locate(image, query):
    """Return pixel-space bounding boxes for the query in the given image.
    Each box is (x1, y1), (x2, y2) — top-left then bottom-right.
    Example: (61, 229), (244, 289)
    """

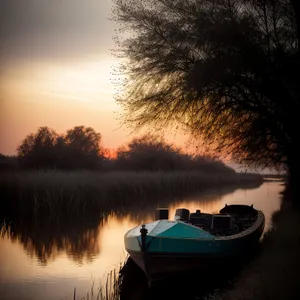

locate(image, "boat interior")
(174, 204), (258, 236)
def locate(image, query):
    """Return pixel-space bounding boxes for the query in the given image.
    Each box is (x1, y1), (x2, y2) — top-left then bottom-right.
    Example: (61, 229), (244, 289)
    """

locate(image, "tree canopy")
(15, 128), (235, 173)
(112, 0), (300, 181)
(17, 127), (59, 169)
(17, 126), (103, 170)
(114, 133), (236, 173)
(115, 134), (182, 170)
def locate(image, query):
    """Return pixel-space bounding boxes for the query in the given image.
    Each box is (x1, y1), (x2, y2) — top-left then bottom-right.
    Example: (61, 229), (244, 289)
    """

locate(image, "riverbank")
(207, 187), (300, 300)
(0, 170), (262, 222)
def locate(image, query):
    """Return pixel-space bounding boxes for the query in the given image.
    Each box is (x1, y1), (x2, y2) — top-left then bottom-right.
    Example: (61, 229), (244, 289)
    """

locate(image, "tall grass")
(72, 269), (121, 300)
(0, 170), (263, 221)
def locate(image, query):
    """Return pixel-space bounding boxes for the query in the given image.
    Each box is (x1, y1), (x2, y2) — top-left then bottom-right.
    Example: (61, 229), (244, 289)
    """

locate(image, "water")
(0, 181), (284, 300)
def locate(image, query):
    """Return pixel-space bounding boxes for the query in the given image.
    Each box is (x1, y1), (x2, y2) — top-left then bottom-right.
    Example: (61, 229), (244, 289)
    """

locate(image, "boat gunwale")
(126, 249), (237, 258)
(125, 210), (264, 243)
(216, 210), (264, 240)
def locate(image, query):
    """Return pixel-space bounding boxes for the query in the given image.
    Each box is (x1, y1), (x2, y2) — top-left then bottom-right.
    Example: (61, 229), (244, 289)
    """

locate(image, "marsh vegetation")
(0, 170), (263, 223)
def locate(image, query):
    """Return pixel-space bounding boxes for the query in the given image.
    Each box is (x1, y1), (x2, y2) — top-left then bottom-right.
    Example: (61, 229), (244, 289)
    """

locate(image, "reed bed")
(72, 269), (120, 300)
(0, 170), (262, 222)
(69, 258), (131, 300)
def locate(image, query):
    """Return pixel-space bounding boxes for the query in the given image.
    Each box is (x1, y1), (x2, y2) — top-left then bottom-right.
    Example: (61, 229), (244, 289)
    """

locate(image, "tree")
(112, 0), (300, 202)
(64, 126), (103, 169)
(17, 127), (59, 169)
(114, 134), (237, 173)
(17, 126), (103, 170)
(115, 134), (182, 171)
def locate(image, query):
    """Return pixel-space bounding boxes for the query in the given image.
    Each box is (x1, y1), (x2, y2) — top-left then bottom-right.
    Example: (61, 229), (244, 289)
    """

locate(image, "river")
(0, 180), (284, 300)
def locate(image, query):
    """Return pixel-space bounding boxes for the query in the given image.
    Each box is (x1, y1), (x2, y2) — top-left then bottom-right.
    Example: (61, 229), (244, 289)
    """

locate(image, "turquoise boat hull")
(124, 211), (265, 281)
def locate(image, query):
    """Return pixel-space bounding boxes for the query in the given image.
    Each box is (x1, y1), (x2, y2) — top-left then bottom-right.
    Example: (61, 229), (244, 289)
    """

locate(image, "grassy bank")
(207, 190), (300, 300)
(0, 170), (262, 221)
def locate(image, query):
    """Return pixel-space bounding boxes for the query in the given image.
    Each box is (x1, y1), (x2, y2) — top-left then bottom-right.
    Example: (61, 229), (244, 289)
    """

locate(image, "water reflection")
(1, 216), (102, 266)
(119, 256), (250, 300)
(0, 181), (284, 300)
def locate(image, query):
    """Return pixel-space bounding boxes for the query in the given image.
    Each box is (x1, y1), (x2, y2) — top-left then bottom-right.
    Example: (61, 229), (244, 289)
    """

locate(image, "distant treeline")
(0, 126), (235, 174)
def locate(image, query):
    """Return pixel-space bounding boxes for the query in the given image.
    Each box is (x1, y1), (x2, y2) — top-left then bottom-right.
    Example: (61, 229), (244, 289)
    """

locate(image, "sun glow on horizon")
(43, 60), (119, 108)
(0, 56), (131, 155)
(2, 57), (121, 108)
(0, 57), (190, 156)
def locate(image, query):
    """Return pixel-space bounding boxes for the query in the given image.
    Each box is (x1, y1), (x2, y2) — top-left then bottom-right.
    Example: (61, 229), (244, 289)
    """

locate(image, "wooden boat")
(124, 204), (265, 282)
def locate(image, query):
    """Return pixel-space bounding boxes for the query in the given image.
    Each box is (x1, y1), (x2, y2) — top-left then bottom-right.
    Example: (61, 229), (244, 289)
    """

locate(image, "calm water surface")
(0, 181), (284, 300)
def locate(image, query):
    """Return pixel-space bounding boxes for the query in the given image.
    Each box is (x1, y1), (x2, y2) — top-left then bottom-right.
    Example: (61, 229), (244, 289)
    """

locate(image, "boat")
(124, 204), (265, 282)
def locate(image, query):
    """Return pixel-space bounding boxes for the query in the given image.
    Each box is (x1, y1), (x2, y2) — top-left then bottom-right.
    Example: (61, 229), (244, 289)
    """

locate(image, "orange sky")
(0, 57), (129, 154)
(0, 0), (191, 156)
(0, 57), (190, 155)
(0, 2), (278, 174)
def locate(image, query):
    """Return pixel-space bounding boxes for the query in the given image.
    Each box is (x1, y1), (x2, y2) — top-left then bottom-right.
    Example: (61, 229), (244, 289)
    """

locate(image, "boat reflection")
(118, 252), (260, 300)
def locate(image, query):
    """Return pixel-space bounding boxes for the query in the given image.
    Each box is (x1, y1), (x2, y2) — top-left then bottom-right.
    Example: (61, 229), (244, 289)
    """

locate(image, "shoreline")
(207, 186), (300, 300)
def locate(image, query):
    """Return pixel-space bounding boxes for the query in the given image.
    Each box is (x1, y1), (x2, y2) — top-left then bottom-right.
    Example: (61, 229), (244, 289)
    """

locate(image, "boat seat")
(190, 214), (212, 230)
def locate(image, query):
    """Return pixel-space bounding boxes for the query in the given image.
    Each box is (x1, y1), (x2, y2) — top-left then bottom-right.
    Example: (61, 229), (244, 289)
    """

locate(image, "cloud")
(0, 0), (116, 64)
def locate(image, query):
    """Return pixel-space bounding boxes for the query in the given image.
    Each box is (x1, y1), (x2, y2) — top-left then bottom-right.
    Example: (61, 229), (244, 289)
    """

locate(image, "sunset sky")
(0, 0), (189, 156)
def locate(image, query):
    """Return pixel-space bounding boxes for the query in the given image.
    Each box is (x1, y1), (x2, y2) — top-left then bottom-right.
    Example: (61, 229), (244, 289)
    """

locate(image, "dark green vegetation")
(112, 0), (300, 204)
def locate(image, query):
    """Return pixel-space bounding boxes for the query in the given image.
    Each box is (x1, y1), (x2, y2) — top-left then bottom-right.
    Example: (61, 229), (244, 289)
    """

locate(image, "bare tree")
(112, 0), (300, 202)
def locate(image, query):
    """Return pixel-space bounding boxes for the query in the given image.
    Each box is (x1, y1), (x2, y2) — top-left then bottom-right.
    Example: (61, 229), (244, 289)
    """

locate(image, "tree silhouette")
(114, 134), (235, 173)
(17, 126), (103, 170)
(113, 0), (299, 202)
(17, 127), (59, 169)
(0, 154), (18, 171)
(64, 126), (103, 169)
(115, 134), (181, 171)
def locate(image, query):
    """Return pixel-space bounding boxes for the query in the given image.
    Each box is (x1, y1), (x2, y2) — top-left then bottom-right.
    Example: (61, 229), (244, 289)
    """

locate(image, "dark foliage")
(17, 126), (103, 170)
(112, 0), (300, 202)
(0, 154), (18, 171)
(114, 134), (236, 173)
(13, 128), (236, 173)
